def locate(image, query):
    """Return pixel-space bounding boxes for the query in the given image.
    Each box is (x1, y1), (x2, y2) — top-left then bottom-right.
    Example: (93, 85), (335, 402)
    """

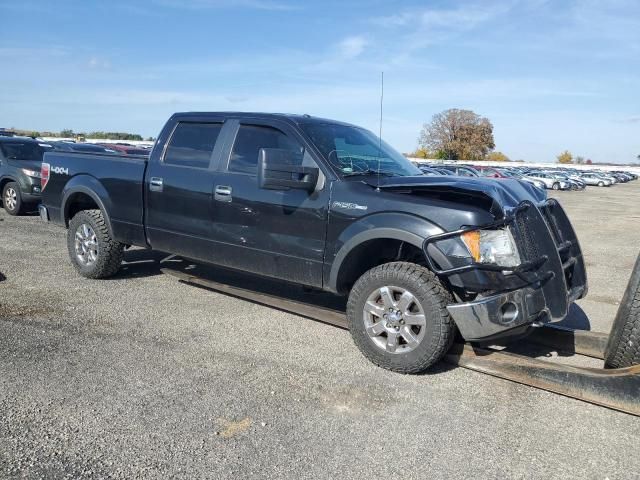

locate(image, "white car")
(525, 172), (571, 190)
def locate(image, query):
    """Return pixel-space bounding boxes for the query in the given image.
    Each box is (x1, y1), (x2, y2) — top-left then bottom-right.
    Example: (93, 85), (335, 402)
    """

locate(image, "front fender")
(61, 175), (113, 233)
(326, 212), (445, 292)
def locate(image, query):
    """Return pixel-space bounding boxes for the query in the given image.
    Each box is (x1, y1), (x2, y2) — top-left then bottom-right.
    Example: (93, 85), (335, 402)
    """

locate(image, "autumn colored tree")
(487, 151), (510, 162)
(408, 147), (431, 159)
(557, 150), (573, 164)
(418, 109), (495, 160)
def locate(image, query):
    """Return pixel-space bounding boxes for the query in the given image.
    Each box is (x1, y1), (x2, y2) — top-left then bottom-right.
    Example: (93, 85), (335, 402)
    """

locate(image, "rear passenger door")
(210, 119), (330, 287)
(145, 120), (226, 261)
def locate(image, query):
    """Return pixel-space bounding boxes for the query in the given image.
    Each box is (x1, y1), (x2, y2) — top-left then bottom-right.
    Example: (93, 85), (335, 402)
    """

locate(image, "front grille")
(513, 208), (540, 261)
(537, 200), (587, 301)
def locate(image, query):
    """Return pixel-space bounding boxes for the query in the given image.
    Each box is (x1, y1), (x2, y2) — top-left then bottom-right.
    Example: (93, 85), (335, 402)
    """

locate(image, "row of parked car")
(0, 130), (637, 216)
(0, 132), (152, 215)
(416, 162), (638, 191)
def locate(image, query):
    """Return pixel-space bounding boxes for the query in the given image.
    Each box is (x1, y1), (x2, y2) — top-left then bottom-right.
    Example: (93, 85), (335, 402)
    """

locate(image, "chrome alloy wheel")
(4, 187), (17, 211)
(74, 223), (99, 266)
(363, 286), (427, 354)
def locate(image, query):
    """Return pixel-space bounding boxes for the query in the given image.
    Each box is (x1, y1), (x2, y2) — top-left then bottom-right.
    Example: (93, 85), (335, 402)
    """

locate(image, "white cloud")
(88, 57), (111, 69)
(372, 2), (512, 30)
(336, 36), (368, 59)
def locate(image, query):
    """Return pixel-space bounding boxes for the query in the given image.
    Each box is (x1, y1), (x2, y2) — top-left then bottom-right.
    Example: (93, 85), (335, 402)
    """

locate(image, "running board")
(161, 266), (640, 416)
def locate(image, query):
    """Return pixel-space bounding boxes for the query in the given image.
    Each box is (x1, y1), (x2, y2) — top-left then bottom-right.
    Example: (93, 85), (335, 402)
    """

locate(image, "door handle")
(149, 177), (163, 192)
(215, 185), (232, 202)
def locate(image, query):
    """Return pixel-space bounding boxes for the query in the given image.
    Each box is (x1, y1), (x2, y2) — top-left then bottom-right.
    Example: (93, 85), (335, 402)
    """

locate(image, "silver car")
(525, 172), (571, 190)
(580, 173), (612, 187)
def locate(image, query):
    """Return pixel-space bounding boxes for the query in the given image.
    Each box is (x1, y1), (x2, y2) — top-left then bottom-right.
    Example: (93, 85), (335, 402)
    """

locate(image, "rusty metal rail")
(161, 266), (640, 416)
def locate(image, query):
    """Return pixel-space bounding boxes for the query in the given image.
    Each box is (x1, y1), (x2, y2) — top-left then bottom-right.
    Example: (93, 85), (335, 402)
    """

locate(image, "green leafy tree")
(557, 150), (573, 164)
(60, 129), (75, 137)
(87, 131), (143, 141)
(418, 109), (495, 160)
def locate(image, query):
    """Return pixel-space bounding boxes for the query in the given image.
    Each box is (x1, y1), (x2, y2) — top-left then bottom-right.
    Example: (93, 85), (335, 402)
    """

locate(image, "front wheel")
(598, 181), (604, 187)
(347, 262), (455, 374)
(2, 182), (23, 215)
(67, 209), (124, 279)
(552, 182), (560, 190)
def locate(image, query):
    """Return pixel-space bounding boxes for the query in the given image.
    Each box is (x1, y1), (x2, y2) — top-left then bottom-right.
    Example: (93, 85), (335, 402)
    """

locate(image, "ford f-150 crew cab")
(39, 112), (588, 373)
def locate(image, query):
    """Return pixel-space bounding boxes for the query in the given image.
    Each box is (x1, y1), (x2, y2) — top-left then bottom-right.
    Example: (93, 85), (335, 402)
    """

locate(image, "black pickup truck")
(40, 112), (587, 373)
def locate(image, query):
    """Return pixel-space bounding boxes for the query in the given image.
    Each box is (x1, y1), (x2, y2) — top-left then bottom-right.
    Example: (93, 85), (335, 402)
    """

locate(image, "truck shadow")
(112, 251), (601, 368)
(554, 303), (592, 331)
(110, 249), (169, 279)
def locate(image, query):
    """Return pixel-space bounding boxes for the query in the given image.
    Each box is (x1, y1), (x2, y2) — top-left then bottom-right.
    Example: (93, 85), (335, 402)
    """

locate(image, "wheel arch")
(61, 177), (113, 234)
(328, 213), (449, 294)
(0, 175), (18, 193)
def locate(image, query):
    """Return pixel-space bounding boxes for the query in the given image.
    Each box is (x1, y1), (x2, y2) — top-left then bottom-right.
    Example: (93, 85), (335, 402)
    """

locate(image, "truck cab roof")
(170, 111), (358, 128)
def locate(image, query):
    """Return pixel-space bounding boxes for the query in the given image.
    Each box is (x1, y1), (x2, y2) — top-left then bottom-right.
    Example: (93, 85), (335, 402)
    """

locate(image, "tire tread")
(67, 209), (124, 279)
(604, 254), (640, 368)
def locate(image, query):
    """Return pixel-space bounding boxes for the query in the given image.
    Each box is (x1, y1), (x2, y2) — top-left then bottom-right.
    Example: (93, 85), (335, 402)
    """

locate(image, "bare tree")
(418, 109), (495, 160)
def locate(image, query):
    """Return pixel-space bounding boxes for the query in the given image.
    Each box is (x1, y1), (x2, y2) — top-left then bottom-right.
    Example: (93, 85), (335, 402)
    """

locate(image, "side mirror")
(258, 148), (319, 192)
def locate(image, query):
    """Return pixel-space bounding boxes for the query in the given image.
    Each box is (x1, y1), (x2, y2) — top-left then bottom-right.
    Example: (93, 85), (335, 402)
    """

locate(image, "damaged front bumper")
(446, 286), (547, 342)
(423, 199), (588, 342)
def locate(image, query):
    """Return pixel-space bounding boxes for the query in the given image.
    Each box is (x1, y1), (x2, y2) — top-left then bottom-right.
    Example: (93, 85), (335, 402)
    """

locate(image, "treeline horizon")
(7, 128), (155, 142)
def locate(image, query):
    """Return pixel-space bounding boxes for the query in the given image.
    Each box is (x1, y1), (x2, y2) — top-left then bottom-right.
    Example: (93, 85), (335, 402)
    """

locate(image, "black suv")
(0, 136), (49, 215)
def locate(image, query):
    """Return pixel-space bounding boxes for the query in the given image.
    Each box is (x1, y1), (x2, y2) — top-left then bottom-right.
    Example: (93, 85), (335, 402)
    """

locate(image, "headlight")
(22, 168), (41, 178)
(460, 228), (521, 267)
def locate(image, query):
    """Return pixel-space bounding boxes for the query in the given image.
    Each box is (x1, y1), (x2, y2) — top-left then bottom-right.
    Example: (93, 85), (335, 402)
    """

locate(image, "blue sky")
(1, 0), (638, 163)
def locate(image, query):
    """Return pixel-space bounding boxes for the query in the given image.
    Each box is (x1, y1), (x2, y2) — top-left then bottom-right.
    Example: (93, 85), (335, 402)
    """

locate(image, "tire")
(604, 253), (640, 368)
(67, 209), (124, 279)
(598, 181), (604, 187)
(552, 182), (560, 190)
(2, 182), (23, 215)
(347, 262), (455, 374)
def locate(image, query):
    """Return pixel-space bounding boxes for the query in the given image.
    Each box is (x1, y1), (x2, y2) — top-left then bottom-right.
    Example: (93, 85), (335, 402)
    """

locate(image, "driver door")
(209, 119), (330, 287)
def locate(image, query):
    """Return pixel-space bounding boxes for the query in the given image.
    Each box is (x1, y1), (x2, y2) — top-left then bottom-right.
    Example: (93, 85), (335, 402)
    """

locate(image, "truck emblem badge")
(332, 201), (368, 211)
(51, 166), (69, 175)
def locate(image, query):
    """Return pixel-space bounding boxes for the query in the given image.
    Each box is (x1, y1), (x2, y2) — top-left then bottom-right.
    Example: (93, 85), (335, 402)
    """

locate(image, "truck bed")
(42, 151), (148, 246)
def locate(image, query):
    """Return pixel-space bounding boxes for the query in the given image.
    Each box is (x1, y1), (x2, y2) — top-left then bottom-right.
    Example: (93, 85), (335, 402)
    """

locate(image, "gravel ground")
(1, 182), (639, 479)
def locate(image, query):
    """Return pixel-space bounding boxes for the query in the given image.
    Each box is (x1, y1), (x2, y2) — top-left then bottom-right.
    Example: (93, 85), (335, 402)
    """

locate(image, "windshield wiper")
(342, 169), (399, 177)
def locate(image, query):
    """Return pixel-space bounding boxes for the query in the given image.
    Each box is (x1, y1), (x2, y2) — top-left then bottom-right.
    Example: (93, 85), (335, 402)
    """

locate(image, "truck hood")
(364, 175), (547, 217)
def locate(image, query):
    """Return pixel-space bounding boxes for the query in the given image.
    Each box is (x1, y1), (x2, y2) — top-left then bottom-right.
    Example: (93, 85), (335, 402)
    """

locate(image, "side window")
(164, 122), (222, 169)
(228, 124), (304, 174)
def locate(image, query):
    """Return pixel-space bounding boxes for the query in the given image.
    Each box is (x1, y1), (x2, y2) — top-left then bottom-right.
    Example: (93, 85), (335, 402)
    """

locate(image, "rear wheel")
(552, 182), (560, 190)
(347, 262), (455, 374)
(67, 209), (124, 279)
(604, 253), (640, 368)
(2, 182), (23, 215)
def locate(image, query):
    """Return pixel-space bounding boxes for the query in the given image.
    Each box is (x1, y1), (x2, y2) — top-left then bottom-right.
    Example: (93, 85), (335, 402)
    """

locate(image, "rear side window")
(228, 125), (303, 174)
(0, 141), (45, 161)
(164, 122), (222, 168)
